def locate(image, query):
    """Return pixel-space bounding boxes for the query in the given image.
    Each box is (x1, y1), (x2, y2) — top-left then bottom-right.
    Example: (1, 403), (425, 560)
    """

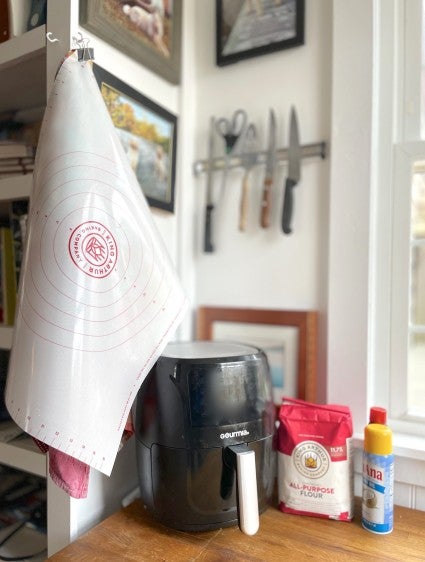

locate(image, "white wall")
(193, 0), (332, 308)
(191, 0), (332, 397)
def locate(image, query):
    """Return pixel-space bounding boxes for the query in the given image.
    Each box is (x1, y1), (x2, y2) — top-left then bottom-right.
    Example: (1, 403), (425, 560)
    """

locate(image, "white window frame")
(374, 0), (425, 439)
(390, 143), (425, 434)
(328, 0), (425, 456)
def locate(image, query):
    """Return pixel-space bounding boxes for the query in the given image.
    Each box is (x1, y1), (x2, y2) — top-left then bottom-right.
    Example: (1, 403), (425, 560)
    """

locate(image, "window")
(388, 1), (425, 424)
(391, 145), (425, 425)
(409, 165), (425, 415)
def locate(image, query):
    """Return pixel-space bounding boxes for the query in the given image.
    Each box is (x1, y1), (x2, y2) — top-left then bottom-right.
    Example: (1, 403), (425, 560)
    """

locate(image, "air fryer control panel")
(188, 362), (269, 428)
(135, 342), (274, 450)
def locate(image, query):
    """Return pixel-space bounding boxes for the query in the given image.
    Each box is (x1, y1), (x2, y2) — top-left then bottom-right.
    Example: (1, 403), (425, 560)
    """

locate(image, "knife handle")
(282, 178), (296, 234)
(260, 178), (272, 228)
(239, 173), (249, 231)
(204, 203), (214, 253)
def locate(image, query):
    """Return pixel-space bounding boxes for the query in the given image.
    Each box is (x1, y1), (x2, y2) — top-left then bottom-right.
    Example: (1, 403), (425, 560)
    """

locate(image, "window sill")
(353, 432), (425, 462)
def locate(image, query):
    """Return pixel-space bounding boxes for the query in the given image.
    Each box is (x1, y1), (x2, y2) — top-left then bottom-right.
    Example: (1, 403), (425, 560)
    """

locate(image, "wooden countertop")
(49, 498), (425, 561)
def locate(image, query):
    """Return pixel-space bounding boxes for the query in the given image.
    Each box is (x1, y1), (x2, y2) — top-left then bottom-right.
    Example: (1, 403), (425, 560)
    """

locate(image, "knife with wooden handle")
(260, 109), (277, 228)
(282, 107), (301, 234)
(239, 172), (250, 231)
(239, 123), (258, 231)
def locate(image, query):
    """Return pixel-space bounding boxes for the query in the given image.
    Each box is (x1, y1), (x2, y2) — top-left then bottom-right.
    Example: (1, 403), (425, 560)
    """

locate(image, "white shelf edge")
(0, 173), (32, 200)
(0, 25), (46, 69)
(0, 325), (13, 349)
(0, 434), (46, 477)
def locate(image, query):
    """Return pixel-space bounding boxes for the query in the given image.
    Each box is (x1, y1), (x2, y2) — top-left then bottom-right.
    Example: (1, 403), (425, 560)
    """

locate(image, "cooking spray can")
(362, 407), (394, 534)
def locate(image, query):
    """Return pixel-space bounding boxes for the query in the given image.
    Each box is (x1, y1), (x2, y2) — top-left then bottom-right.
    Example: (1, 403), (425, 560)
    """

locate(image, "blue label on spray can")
(362, 452), (394, 534)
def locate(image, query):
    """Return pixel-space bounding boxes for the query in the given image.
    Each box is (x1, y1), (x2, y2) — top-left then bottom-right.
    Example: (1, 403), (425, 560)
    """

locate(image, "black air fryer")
(135, 341), (275, 535)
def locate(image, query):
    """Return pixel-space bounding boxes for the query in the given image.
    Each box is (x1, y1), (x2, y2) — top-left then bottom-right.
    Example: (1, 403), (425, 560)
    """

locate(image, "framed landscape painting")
(93, 64), (177, 213)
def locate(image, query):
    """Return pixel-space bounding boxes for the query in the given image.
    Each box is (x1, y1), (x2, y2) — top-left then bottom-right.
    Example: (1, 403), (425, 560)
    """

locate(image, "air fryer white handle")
(223, 444), (260, 535)
(233, 446), (259, 536)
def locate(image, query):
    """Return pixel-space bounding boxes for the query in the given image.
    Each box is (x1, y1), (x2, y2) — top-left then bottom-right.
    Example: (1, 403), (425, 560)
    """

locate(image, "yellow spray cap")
(364, 422), (393, 455)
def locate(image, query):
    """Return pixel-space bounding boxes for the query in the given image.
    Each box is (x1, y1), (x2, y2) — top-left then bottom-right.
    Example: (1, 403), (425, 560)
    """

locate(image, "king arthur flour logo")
(293, 441), (330, 479)
(69, 221), (118, 278)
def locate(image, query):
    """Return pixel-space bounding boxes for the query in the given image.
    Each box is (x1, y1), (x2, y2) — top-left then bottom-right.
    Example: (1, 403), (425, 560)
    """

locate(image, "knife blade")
(282, 107), (301, 234)
(260, 109), (277, 228)
(204, 116), (215, 252)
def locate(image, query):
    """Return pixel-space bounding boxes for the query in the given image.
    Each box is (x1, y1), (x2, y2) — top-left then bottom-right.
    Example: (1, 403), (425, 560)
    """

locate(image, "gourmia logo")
(219, 429), (249, 439)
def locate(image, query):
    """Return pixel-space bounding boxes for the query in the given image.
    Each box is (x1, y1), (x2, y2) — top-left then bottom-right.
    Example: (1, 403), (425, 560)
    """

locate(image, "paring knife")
(260, 109), (277, 228)
(204, 116), (215, 253)
(282, 107), (301, 234)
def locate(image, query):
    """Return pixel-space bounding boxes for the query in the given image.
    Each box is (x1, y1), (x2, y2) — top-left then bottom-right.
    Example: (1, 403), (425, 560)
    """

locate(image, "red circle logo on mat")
(68, 221), (118, 278)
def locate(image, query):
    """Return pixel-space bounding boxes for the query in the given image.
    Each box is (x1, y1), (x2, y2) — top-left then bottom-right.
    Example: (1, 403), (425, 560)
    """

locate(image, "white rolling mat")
(5, 52), (187, 476)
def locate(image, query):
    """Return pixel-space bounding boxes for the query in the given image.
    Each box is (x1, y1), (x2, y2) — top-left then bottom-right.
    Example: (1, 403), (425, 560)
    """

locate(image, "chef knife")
(281, 107), (301, 234)
(260, 109), (277, 228)
(204, 116), (215, 252)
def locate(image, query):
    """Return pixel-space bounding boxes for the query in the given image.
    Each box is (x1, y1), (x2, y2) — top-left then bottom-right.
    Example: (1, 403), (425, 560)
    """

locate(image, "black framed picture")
(80, 0), (182, 84)
(216, 0), (305, 67)
(93, 64), (177, 213)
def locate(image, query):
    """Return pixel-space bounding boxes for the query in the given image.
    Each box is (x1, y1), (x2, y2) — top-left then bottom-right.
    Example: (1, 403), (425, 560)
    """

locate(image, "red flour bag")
(277, 398), (354, 521)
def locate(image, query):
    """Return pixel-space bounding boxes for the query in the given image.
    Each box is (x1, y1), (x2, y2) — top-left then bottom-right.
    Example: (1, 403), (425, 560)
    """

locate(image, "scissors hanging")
(214, 108), (248, 203)
(193, 141), (326, 176)
(215, 109), (248, 154)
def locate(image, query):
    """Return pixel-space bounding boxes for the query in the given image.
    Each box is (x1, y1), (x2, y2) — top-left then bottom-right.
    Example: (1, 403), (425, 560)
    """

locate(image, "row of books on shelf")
(0, 0), (46, 42)
(0, 199), (28, 326)
(0, 140), (35, 178)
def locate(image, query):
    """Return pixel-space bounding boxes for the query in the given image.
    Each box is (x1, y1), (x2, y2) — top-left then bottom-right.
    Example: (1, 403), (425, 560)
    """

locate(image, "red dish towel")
(36, 442), (90, 499)
(34, 414), (134, 499)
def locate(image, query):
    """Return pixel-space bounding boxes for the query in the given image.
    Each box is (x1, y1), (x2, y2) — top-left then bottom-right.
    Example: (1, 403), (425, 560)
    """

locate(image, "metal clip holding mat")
(77, 47), (94, 61)
(72, 32), (94, 62)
